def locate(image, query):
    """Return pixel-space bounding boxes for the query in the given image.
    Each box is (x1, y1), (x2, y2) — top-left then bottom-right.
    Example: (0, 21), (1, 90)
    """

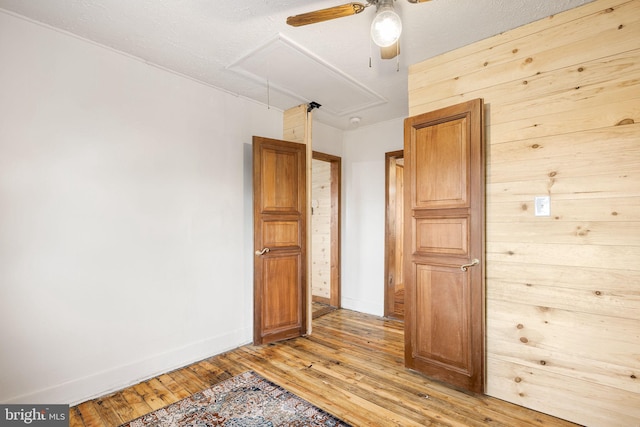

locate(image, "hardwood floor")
(70, 309), (579, 427)
(312, 300), (337, 319)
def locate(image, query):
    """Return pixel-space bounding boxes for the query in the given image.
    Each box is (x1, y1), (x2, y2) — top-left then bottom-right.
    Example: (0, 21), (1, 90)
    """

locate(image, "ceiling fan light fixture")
(370, 1), (402, 47)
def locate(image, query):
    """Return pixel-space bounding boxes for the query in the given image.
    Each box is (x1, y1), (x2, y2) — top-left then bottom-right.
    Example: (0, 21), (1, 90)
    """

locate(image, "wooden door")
(385, 151), (405, 320)
(253, 136), (307, 345)
(394, 159), (405, 317)
(403, 99), (485, 393)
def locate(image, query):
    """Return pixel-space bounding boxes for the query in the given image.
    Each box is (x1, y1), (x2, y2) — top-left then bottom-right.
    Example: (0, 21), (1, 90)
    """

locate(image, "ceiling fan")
(286, 0), (432, 60)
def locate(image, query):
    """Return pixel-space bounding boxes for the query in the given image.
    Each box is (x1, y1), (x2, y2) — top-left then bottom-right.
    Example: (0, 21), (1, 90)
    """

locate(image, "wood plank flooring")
(312, 301), (337, 319)
(70, 309), (580, 427)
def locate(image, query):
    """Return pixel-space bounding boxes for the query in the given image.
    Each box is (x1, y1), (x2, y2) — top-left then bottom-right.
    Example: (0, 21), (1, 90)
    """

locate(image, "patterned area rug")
(120, 371), (351, 427)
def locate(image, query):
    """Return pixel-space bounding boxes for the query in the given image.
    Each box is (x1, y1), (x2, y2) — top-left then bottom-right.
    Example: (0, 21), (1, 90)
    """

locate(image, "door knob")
(460, 258), (479, 271)
(255, 247), (271, 256)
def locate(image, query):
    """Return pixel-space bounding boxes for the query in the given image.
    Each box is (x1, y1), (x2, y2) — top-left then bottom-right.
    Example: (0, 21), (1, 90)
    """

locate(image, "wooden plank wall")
(312, 158), (332, 301)
(282, 104), (314, 331)
(283, 104), (309, 144)
(407, 0), (640, 425)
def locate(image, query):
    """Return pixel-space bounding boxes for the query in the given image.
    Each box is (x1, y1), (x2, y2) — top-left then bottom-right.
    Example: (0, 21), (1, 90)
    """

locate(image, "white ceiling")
(0, 0), (594, 129)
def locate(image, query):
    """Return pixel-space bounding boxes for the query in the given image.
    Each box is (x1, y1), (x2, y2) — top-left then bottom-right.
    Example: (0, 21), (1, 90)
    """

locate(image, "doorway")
(384, 150), (405, 320)
(311, 151), (341, 319)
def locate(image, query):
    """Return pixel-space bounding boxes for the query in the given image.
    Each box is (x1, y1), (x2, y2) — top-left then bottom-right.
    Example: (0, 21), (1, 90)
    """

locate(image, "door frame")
(311, 151), (342, 308)
(384, 150), (404, 319)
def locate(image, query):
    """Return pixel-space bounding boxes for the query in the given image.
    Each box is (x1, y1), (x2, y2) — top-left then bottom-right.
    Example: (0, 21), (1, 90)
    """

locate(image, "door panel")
(415, 265), (470, 372)
(414, 118), (468, 208)
(404, 99), (485, 394)
(253, 136), (307, 345)
(415, 216), (468, 256)
(263, 255), (302, 331)
(261, 149), (302, 212)
(263, 221), (300, 248)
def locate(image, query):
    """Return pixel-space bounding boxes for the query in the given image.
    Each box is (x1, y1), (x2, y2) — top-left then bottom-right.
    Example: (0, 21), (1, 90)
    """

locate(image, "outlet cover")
(535, 196), (550, 216)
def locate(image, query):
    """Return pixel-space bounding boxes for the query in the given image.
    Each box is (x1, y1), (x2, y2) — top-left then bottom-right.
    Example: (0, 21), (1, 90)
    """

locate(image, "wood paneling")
(312, 151), (342, 308)
(312, 158), (331, 300)
(71, 309), (579, 427)
(408, 0), (640, 425)
(282, 104), (314, 332)
(283, 104), (308, 144)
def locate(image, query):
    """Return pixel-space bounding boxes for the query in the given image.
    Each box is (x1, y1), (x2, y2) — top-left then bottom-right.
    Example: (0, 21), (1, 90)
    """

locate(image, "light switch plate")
(535, 196), (550, 216)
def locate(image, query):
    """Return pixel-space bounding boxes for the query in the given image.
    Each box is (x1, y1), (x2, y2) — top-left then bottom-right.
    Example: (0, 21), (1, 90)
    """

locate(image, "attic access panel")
(227, 34), (386, 116)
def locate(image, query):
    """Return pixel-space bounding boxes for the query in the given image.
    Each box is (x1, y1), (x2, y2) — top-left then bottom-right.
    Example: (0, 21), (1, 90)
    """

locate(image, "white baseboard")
(340, 296), (384, 317)
(4, 326), (252, 406)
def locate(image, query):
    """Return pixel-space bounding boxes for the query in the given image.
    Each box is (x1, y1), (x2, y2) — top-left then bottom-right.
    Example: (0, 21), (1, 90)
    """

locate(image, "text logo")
(0, 405), (68, 427)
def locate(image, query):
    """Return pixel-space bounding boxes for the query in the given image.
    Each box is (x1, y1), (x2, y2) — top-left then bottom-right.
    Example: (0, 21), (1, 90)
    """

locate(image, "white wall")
(312, 121), (343, 157)
(0, 11), (283, 404)
(341, 118), (404, 315)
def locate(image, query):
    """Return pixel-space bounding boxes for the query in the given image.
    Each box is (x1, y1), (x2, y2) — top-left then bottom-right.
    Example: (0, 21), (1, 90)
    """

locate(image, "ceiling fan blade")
(286, 3), (367, 27)
(381, 40), (400, 60)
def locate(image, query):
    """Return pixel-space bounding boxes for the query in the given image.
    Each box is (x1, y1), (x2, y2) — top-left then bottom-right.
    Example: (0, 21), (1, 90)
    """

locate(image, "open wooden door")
(253, 136), (307, 345)
(385, 150), (405, 320)
(404, 99), (485, 393)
